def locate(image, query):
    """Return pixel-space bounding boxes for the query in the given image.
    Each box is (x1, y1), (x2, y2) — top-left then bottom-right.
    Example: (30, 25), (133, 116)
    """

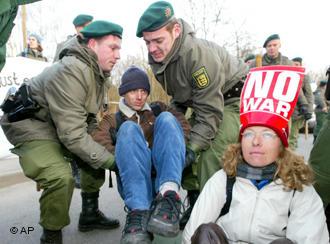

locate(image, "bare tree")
(182, 0), (257, 58)
(184, 0), (229, 42)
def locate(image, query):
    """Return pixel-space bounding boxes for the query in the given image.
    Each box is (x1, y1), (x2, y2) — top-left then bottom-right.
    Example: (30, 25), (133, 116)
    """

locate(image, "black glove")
(304, 112), (312, 121)
(185, 147), (196, 168)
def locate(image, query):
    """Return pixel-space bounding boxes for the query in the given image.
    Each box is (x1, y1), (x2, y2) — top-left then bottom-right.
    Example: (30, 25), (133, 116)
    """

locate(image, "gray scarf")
(236, 161), (277, 180)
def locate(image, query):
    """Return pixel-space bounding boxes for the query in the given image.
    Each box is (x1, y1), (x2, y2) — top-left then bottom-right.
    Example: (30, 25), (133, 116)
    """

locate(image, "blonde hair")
(222, 144), (314, 191)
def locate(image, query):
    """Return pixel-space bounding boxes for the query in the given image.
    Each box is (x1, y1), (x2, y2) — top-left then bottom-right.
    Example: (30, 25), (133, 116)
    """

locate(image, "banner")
(240, 65), (305, 146)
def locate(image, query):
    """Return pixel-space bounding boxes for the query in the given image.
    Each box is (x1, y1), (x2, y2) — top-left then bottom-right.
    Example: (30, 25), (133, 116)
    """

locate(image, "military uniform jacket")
(1, 37), (111, 169)
(53, 35), (76, 62)
(249, 53), (314, 116)
(149, 19), (248, 151)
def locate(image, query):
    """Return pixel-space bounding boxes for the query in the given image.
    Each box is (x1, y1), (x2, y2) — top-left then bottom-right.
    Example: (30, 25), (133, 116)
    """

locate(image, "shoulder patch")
(192, 67), (210, 88)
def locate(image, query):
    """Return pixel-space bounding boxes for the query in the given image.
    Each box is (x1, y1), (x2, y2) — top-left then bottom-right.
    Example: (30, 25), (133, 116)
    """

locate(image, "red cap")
(240, 65), (305, 147)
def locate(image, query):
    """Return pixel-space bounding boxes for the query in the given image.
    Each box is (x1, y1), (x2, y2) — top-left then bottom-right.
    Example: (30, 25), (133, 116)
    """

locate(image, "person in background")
(309, 66), (330, 233)
(249, 36), (313, 150)
(136, 1), (248, 229)
(289, 57), (313, 149)
(244, 54), (255, 66)
(53, 14), (94, 188)
(313, 80), (328, 142)
(0, 0), (41, 71)
(53, 14), (93, 62)
(19, 33), (48, 62)
(1, 20), (122, 244)
(182, 66), (329, 244)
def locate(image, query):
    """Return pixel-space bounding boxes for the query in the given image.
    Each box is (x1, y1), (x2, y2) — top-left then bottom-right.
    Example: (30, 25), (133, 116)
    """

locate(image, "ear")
(173, 23), (181, 39)
(87, 38), (97, 50)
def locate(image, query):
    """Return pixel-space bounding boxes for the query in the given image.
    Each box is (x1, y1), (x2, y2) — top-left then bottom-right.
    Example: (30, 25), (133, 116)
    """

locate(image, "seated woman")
(182, 66), (329, 244)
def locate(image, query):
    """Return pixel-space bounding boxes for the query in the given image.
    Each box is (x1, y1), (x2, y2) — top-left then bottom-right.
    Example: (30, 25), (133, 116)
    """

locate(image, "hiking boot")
(147, 190), (181, 237)
(40, 229), (62, 244)
(121, 209), (152, 244)
(180, 190), (199, 230)
(78, 191), (120, 232)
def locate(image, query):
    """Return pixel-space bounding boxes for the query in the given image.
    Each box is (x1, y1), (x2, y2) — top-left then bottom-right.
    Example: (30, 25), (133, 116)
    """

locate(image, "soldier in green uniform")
(309, 66), (330, 232)
(53, 14), (94, 188)
(1, 20), (122, 244)
(249, 36), (313, 150)
(313, 80), (328, 142)
(244, 54), (255, 66)
(290, 57), (314, 149)
(53, 14), (93, 62)
(19, 33), (48, 62)
(136, 1), (248, 229)
(0, 0), (41, 71)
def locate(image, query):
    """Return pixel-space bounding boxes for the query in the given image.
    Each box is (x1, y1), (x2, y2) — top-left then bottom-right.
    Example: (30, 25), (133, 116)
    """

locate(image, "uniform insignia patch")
(192, 67), (210, 88)
(165, 7), (172, 18)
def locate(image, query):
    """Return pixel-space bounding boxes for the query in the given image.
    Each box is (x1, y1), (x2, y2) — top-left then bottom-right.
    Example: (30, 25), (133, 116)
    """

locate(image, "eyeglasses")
(241, 131), (278, 141)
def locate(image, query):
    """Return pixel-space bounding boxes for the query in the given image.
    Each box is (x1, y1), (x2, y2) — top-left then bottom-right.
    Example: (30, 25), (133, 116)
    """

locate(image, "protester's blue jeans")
(115, 112), (185, 210)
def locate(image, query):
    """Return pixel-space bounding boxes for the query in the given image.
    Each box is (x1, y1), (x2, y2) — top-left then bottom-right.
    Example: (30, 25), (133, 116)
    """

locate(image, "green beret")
(320, 80), (328, 85)
(292, 57), (302, 63)
(80, 20), (123, 39)
(136, 1), (175, 37)
(263, 34), (280, 48)
(244, 54), (255, 63)
(72, 14), (93, 27)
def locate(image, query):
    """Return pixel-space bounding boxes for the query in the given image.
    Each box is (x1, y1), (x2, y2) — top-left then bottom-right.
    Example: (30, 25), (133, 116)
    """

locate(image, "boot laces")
(123, 209), (149, 234)
(152, 191), (182, 221)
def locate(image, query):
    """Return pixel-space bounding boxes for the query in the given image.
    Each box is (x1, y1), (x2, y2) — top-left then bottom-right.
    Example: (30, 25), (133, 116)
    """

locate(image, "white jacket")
(182, 170), (329, 244)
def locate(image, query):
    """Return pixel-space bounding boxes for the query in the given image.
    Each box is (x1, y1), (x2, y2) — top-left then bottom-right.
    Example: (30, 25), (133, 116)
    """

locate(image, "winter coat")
(1, 36), (112, 169)
(149, 19), (248, 151)
(183, 170), (329, 244)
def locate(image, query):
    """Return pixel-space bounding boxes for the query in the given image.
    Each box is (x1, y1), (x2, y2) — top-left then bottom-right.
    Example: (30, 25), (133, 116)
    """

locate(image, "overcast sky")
(9, 0), (330, 75)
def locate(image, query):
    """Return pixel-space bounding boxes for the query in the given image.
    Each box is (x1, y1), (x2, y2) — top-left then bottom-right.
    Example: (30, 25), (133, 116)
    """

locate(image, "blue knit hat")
(119, 66), (150, 96)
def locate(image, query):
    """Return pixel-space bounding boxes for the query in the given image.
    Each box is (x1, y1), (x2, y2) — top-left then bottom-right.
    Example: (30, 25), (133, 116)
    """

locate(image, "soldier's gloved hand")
(191, 223), (229, 244)
(100, 154), (115, 170)
(304, 112), (312, 121)
(185, 146), (196, 168)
